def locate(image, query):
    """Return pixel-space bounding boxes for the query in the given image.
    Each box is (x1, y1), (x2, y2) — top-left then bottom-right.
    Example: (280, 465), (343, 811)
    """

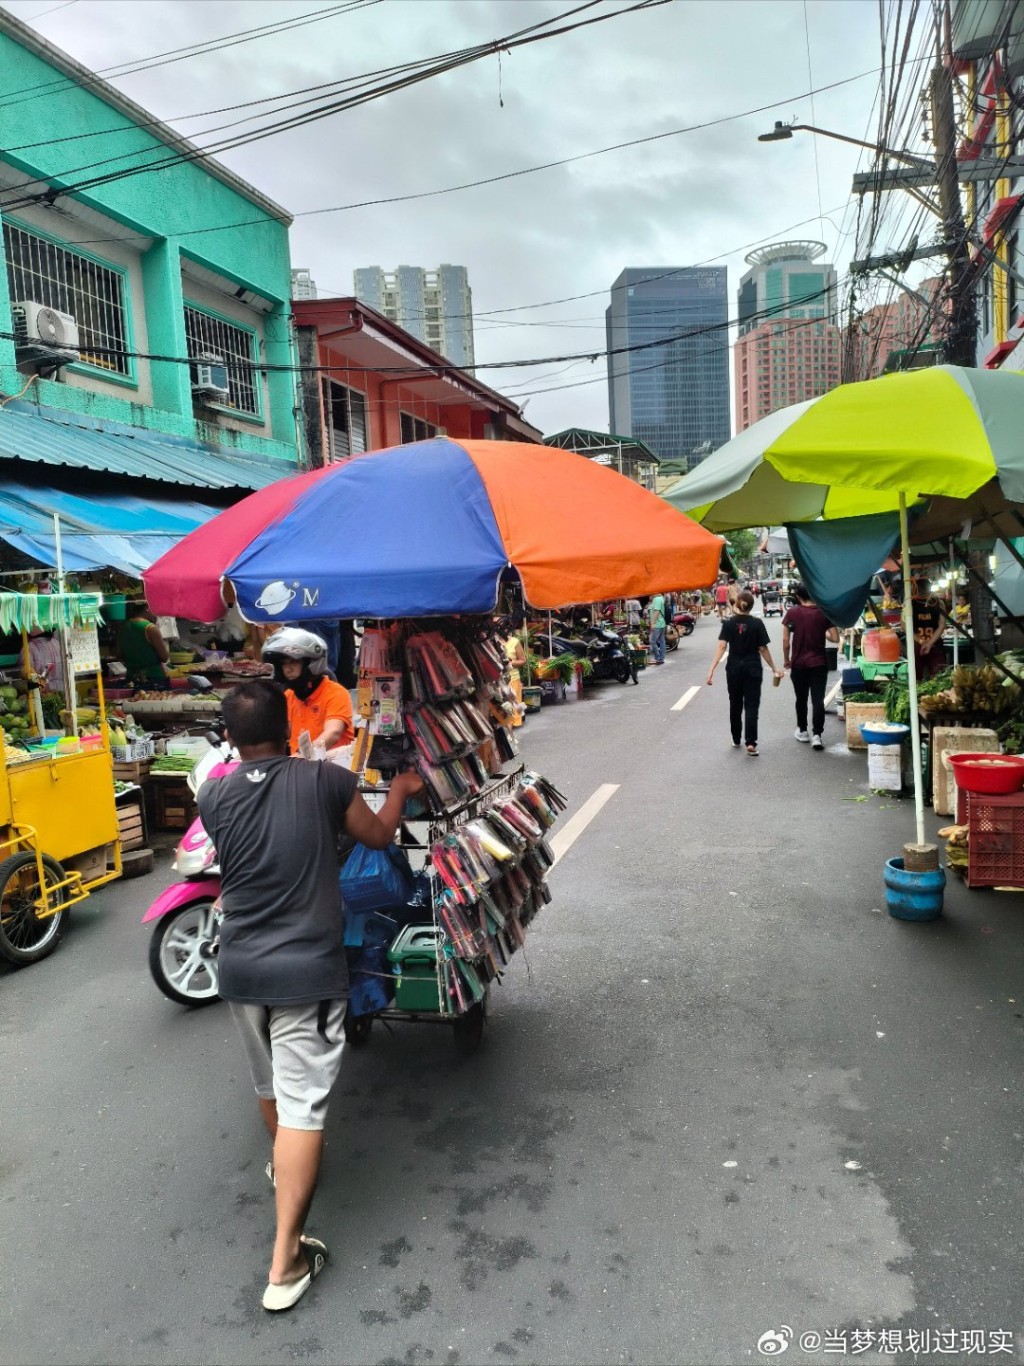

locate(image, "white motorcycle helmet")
(262, 627), (329, 699)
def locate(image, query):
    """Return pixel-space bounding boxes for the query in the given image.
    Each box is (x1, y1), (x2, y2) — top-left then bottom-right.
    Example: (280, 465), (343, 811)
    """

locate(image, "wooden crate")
(150, 774), (196, 830)
(113, 758), (153, 784)
(116, 799), (147, 852)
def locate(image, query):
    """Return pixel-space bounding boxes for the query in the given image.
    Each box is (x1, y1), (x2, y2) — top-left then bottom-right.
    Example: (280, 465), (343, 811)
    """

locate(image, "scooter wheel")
(614, 657), (632, 684)
(148, 899), (221, 1007)
(682, 621), (695, 636)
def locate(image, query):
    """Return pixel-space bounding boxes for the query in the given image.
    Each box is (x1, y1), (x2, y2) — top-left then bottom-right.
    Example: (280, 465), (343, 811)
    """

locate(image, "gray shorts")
(230, 999), (347, 1131)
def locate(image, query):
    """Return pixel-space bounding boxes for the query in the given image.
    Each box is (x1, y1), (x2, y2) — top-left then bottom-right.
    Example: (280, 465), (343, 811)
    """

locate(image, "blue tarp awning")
(0, 482), (224, 576)
(788, 512), (902, 627)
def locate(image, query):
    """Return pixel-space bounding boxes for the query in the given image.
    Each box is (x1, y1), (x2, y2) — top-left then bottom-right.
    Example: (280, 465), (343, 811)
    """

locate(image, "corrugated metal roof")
(0, 404), (294, 491)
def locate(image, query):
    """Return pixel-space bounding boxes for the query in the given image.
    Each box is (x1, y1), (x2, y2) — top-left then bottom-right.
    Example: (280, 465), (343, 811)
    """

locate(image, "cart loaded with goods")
(0, 590), (121, 965)
(142, 437), (724, 1044)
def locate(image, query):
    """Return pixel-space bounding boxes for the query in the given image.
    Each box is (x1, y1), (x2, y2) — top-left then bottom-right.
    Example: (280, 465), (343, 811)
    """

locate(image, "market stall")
(143, 436), (723, 1039)
(0, 589), (121, 964)
(664, 364), (1024, 914)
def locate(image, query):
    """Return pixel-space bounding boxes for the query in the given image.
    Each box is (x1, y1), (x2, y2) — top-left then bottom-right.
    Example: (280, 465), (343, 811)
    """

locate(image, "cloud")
(4, 0), (888, 434)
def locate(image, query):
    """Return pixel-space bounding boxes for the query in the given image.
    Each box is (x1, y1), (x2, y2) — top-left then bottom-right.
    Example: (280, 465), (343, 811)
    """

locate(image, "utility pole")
(928, 7), (994, 657)
(929, 47), (977, 366)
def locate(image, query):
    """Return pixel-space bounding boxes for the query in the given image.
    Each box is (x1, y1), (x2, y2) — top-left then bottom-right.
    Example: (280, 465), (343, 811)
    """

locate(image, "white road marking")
(671, 685), (701, 712)
(549, 783), (620, 867)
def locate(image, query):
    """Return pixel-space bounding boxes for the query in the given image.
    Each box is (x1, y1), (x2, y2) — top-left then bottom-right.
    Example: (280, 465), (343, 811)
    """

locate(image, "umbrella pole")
(900, 494), (926, 847)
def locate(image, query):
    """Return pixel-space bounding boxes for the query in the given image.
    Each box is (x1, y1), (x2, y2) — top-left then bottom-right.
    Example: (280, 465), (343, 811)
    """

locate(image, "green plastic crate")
(387, 924), (442, 1012)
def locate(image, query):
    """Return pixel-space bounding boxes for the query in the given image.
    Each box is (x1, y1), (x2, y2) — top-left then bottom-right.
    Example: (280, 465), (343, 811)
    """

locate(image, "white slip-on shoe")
(262, 1237), (328, 1313)
(811, 734), (824, 749)
(794, 729), (810, 742)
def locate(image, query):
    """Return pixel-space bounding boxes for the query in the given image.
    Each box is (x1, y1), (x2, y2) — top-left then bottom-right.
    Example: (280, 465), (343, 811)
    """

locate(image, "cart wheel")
(452, 999), (486, 1055)
(0, 851), (67, 965)
(665, 625), (679, 652)
(344, 1013), (373, 1046)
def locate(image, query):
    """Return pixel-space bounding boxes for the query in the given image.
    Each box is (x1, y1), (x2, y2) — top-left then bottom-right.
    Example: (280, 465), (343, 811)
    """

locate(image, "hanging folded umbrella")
(143, 438), (724, 623)
(662, 365), (1024, 854)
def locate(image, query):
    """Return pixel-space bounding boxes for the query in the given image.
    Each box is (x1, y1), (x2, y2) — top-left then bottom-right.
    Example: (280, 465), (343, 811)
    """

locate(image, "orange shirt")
(286, 677), (354, 752)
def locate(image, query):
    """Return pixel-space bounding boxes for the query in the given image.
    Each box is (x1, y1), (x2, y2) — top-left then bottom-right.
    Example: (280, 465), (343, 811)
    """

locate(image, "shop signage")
(67, 623), (101, 675)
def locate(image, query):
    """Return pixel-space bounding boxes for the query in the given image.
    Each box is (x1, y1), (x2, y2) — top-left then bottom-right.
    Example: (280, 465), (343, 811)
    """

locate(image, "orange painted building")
(292, 297), (540, 466)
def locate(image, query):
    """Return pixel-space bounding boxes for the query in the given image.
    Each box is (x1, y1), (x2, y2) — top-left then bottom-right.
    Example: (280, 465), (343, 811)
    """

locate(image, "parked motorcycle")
(142, 734), (235, 1007)
(547, 621), (638, 685)
(672, 611), (696, 637)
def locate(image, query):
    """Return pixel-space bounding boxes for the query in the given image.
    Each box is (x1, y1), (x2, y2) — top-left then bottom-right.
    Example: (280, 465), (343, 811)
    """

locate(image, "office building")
(605, 267), (730, 469)
(353, 264), (475, 368)
(733, 241), (841, 432)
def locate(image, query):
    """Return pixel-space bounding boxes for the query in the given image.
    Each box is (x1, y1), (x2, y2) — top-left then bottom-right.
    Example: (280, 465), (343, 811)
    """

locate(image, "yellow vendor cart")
(0, 590), (121, 966)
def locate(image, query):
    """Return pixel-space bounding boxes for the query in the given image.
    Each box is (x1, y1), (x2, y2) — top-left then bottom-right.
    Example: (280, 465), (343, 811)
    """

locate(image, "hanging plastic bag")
(339, 842), (415, 916)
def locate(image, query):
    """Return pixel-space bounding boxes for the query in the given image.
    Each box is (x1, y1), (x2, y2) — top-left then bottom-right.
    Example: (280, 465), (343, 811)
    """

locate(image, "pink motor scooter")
(143, 737), (236, 1007)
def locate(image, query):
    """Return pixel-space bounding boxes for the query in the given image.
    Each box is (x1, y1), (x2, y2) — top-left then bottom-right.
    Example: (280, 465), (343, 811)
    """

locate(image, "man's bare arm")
(343, 771), (424, 849)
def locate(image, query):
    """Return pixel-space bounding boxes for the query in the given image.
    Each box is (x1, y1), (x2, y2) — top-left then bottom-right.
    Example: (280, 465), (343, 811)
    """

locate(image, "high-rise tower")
(606, 267), (730, 468)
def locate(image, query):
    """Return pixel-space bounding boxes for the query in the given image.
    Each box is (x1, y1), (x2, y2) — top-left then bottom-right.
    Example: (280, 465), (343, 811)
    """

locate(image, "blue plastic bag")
(339, 842), (415, 917)
(346, 943), (395, 1016)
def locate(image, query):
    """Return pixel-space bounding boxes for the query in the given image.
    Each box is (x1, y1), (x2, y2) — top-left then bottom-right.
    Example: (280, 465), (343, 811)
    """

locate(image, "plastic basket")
(966, 792), (1024, 887)
(387, 924), (442, 1012)
(165, 736), (212, 762)
(111, 737), (156, 763)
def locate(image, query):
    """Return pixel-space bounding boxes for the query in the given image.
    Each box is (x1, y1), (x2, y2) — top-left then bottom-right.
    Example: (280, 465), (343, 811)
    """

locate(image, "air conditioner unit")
(191, 355), (230, 403)
(11, 301), (80, 365)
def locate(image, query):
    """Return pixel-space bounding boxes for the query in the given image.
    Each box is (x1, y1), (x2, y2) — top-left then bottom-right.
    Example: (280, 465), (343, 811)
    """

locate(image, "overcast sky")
(5, 0), (905, 436)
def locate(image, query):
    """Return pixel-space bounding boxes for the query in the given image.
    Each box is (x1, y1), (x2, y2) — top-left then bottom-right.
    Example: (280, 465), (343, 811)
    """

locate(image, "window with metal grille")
(400, 412), (436, 444)
(183, 304), (260, 415)
(323, 379), (367, 458)
(4, 221), (130, 375)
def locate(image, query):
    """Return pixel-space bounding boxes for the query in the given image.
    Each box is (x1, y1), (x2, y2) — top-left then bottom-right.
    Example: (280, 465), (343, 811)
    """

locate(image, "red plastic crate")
(966, 791), (1024, 888)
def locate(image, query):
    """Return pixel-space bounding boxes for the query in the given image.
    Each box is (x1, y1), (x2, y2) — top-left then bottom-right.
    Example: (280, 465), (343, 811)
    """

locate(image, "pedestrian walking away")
(196, 679), (424, 1313)
(705, 590), (783, 755)
(715, 579), (729, 619)
(782, 584), (839, 750)
(648, 591), (667, 664)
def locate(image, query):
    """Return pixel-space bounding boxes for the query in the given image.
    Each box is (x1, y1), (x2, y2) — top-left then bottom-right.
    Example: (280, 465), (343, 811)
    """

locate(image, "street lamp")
(758, 120), (935, 167)
(757, 121), (940, 215)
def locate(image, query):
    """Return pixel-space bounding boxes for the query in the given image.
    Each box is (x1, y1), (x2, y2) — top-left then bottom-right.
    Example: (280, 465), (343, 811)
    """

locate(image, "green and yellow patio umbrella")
(663, 365), (1024, 851)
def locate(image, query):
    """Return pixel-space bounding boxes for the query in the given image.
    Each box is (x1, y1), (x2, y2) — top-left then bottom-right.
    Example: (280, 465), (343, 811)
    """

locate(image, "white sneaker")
(794, 729), (810, 743)
(811, 734), (824, 749)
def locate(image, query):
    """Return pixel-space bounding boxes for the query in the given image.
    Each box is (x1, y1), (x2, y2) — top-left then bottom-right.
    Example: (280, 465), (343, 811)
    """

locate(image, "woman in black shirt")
(706, 590), (784, 756)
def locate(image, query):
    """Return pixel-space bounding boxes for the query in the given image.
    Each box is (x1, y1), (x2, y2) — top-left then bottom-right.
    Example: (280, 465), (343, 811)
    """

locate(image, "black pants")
(791, 664), (828, 737)
(727, 665), (762, 746)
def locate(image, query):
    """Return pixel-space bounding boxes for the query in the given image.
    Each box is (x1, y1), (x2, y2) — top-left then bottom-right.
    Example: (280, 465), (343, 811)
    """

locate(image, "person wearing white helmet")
(262, 627), (354, 754)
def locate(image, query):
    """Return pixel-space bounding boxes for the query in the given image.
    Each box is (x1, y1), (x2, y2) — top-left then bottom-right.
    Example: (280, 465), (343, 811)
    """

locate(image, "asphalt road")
(3, 615), (1024, 1366)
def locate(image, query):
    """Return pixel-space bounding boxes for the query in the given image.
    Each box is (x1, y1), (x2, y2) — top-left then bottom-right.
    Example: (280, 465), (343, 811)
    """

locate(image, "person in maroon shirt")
(782, 584), (839, 750)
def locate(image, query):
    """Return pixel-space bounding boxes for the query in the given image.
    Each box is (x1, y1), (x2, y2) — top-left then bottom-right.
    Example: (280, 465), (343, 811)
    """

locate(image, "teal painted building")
(0, 7), (299, 542)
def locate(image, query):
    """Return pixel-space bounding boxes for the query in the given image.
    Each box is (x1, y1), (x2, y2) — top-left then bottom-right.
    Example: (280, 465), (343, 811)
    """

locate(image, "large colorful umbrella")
(143, 438), (724, 623)
(663, 366), (1024, 851)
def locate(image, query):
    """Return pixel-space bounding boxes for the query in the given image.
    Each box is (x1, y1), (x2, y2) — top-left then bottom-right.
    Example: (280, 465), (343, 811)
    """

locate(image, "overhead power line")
(0, 1), (665, 211)
(8, 61), (910, 248)
(2, 1), (376, 108)
(0, 277), (843, 384)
